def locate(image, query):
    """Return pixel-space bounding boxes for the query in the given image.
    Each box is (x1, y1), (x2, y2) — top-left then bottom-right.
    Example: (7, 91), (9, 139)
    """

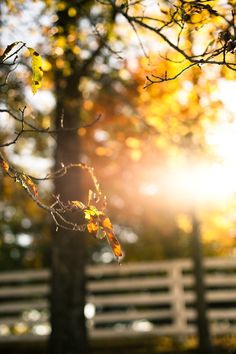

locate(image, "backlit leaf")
(22, 174), (38, 198)
(71, 200), (85, 209)
(84, 206), (102, 220)
(102, 217), (112, 230)
(83, 203), (122, 261)
(106, 231), (123, 259)
(1, 160), (9, 172)
(87, 222), (99, 233)
(28, 47), (44, 94)
(84, 210), (92, 220)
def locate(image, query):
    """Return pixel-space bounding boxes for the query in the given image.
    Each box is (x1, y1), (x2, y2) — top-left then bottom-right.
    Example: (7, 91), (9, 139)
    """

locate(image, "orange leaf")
(87, 222), (99, 233)
(32, 184), (39, 198)
(106, 231), (122, 259)
(102, 217), (112, 230)
(22, 175), (38, 198)
(1, 160), (9, 172)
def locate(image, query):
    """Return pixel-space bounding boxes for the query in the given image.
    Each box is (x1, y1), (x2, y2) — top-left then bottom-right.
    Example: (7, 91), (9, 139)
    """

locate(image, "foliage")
(28, 47), (44, 94)
(1, 0), (236, 262)
(1, 41), (44, 95)
(0, 43), (122, 262)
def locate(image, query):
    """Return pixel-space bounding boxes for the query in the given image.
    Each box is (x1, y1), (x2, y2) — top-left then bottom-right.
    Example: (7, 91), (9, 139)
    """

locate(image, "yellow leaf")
(89, 206), (101, 215)
(84, 210), (92, 220)
(71, 200), (85, 209)
(28, 47), (44, 94)
(84, 206), (102, 220)
(84, 208), (97, 220)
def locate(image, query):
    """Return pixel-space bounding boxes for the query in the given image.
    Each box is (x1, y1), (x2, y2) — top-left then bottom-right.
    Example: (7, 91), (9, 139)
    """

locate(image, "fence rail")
(0, 257), (236, 342)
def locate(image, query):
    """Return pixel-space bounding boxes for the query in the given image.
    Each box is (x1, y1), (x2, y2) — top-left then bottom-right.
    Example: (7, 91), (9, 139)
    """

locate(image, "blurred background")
(1, 1), (236, 353)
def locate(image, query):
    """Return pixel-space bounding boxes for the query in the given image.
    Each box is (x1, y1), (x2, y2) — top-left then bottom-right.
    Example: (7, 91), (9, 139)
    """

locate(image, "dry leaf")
(1, 160), (9, 172)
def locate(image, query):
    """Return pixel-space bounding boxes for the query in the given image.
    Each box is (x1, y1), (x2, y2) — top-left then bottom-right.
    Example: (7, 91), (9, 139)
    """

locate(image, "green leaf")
(28, 47), (44, 94)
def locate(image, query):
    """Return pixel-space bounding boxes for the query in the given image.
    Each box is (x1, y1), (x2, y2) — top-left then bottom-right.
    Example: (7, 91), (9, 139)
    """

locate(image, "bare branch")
(144, 62), (200, 86)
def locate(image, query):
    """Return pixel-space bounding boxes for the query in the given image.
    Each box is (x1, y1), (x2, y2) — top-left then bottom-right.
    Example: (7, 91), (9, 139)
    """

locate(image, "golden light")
(162, 79), (236, 208)
(163, 160), (236, 208)
(138, 81), (236, 210)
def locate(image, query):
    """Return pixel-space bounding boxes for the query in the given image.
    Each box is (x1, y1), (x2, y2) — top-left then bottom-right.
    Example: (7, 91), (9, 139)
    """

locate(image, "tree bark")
(48, 3), (114, 352)
(49, 2), (89, 346)
(50, 62), (88, 353)
(50, 229), (88, 354)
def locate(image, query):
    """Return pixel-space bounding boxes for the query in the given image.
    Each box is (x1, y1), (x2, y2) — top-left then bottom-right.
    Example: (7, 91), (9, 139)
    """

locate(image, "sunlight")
(207, 122), (236, 163)
(161, 79), (236, 208)
(164, 161), (236, 207)
(139, 182), (160, 196)
(218, 79), (236, 114)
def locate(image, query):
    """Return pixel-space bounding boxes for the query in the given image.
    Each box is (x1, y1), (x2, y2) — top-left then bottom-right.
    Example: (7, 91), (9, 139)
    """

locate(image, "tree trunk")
(49, 42), (88, 354)
(50, 228), (88, 354)
(48, 3), (114, 352)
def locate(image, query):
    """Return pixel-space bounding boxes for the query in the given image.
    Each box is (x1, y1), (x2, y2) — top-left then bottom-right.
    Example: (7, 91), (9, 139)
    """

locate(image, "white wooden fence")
(0, 257), (236, 343)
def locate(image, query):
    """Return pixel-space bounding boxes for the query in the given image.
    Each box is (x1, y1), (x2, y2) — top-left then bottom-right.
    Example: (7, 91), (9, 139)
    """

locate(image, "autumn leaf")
(28, 47), (44, 94)
(84, 205), (122, 261)
(29, 182), (38, 198)
(22, 174), (38, 198)
(1, 160), (9, 172)
(102, 217), (112, 230)
(87, 222), (99, 233)
(84, 206), (102, 220)
(106, 231), (123, 259)
(71, 200), (85, 209)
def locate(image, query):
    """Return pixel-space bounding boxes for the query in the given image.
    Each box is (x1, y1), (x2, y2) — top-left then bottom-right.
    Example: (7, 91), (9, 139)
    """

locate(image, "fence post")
(191, 213), (214, 354)
(170, 264), (186, 335)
